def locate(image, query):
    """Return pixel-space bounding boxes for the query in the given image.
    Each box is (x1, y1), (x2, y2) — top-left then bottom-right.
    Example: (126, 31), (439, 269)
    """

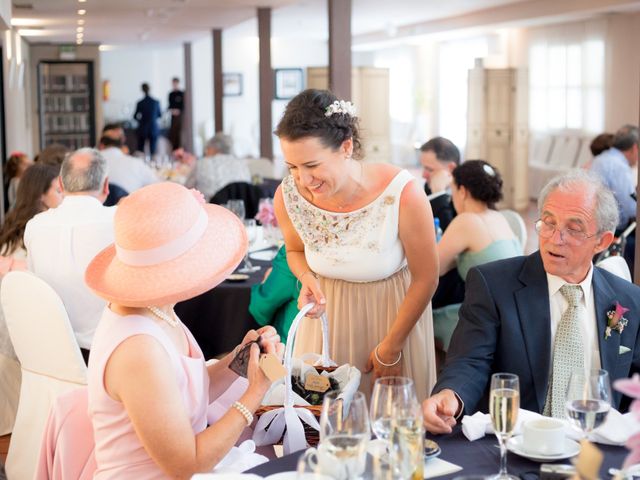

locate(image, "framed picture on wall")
(223, 73), (243, 97)
(274, 68), (303, 100)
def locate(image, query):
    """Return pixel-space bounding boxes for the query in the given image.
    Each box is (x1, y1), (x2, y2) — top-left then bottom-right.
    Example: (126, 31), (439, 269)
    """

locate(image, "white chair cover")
(247, 157), (275, 179)
(597, 256), (632, 282)
(1, 271), (87, 480)
(500, 209), (527, 254)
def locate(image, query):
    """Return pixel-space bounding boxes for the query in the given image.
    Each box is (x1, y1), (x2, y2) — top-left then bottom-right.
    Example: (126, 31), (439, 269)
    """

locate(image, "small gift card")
(304, 374), (331, 393)
(228, 336), (263, 378)
(259, 353), (287, 382)
(573, 439), (602, 480)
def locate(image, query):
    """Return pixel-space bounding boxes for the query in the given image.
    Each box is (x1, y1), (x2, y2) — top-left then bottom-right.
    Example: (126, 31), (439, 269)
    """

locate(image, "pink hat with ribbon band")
(85, 182), (247, 307)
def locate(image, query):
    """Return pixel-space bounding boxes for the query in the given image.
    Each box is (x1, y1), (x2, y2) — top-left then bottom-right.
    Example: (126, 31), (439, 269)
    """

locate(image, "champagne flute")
(238, 219), (261, 274)
(489, 373), (519, 480)
(565, 369), (611, 438)
(319, 391), (370, 480)
(390, 398), (424, 480)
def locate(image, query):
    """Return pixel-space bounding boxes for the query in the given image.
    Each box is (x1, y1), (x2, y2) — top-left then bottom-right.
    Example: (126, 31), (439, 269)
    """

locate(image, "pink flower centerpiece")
(614, 374), (640, 468)
(255, 199), (278, 227)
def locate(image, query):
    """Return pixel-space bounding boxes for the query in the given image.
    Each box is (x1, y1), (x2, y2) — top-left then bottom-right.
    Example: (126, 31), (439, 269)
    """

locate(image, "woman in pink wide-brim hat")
(85, 182), (284, 479)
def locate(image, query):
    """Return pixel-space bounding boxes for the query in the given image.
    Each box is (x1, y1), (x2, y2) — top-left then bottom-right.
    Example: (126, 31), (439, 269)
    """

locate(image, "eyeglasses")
(534, 219), (599, 245)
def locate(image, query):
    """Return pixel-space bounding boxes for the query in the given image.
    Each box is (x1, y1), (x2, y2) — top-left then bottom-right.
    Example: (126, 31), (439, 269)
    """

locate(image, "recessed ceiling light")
(78, 0), (87, 3)
(77, 27), (84, 32)
(77, 39), (83, 45)
(76, 33), (83, 39)
(78, 9), (86, 15)
(77, 19), (85, 25)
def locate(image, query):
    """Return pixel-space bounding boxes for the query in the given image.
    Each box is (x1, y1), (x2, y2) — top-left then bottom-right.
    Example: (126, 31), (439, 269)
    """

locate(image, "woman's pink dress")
(88, 309), (209, 479)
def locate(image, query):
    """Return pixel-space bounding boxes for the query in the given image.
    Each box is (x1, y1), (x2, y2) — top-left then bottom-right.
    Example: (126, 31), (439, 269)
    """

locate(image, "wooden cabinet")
(466, 66), (529, 210)
(306, 67), (390, 163)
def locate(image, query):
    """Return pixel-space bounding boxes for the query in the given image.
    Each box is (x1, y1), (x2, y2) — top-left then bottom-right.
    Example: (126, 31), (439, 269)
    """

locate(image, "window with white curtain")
(529, 24), (605, 134)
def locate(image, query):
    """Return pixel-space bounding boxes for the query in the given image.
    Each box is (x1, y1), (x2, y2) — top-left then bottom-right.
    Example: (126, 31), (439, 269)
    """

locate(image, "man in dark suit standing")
(419, 136), (460, 231)
(423, 170), (640, 433)
(134, 83), (161, 156)
(167, 77), (184, 150)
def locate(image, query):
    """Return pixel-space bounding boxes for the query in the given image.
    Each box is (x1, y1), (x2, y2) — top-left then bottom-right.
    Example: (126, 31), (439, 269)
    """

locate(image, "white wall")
(3, 33), (33, 157)
(191, 36), (213, 156)
(100, 45), (183, 125)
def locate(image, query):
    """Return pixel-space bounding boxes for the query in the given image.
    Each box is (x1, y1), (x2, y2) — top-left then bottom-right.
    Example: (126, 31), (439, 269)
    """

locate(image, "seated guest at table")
(85, 182), (284, 478)
(4, 151), (33, 210)
(432, 160), (521, 351)
(34, 142), (68, 167)
(98, 135), (158, 194)
(0, 163), (61, 436)
(419, 136), (460, 231)
(249, 246), (299, 342)
(423, 170), (640, 433)
(102, 122), (130, 154)
(24, 148), (115, 363)
(192, 133), (251, 200)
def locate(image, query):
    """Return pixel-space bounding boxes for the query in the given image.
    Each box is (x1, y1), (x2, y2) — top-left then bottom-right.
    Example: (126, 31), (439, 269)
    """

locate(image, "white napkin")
(461, 408), (640, 446)
(213, 440), (269, 473)
(425, 458), (463, 478)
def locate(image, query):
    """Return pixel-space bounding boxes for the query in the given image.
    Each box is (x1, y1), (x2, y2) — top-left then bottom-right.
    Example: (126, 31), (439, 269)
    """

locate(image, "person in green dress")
(249, 246), (300, 342)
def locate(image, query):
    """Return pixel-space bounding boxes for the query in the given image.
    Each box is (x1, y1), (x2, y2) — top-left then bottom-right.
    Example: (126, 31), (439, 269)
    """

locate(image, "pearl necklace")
(146, 306), (179, 328)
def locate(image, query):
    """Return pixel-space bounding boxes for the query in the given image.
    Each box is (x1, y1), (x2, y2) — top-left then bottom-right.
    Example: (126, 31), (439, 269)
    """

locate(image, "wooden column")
(258, 7), (273, 159)
(212, 29), (223, 133)
(183, 42), (194, 153)
(328, 0), (352, 100)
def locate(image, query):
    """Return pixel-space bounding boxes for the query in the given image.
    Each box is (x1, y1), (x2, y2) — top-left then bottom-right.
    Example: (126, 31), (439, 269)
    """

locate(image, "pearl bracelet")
(374, 344), (402, 367)
(232, 401), (253, 426)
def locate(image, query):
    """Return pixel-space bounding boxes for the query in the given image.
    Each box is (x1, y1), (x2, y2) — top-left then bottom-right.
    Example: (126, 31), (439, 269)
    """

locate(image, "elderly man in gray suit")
(423, 170), (640, 433)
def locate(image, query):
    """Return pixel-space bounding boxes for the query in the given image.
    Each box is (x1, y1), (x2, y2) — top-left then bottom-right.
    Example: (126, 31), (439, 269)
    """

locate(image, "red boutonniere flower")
(605, 301), (630, 339)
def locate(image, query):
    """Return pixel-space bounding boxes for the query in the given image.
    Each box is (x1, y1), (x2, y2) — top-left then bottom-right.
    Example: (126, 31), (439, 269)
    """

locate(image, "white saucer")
(507, 436), (580, 462)
(249, 250), (277, 261)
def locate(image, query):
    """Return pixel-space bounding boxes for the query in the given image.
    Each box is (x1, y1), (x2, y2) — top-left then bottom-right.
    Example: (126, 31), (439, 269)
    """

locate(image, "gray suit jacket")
(433, 251), (640, 414)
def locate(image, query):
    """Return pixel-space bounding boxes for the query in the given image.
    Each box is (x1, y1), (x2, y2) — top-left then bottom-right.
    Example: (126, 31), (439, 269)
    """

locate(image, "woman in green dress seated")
(433, 160), (522, 351)
(249, 246), (299, 342)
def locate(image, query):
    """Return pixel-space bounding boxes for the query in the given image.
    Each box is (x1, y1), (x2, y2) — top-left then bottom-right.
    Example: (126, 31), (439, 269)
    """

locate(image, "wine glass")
(370, 377), (417, 444)
(565, 369), (611, 439)
(489, 373), (519, 480)
(390, 397), (424, 480)
(238, 219), (261, 274)
(226, 199), (246, 220)
(319, 391), (370, 480)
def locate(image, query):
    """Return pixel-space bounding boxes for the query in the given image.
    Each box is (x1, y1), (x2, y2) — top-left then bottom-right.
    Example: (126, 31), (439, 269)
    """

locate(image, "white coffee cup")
(522, 418), (565, 456)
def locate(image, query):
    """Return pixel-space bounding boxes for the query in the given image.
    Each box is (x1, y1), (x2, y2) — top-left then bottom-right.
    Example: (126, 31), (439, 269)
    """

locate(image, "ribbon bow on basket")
(252, 303), (361, 454)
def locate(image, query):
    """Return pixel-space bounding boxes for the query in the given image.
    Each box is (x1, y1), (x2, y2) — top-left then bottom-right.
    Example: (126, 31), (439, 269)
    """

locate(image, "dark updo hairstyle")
(452, 160), (503, 209)
(589, 133), (614, 157)
(274, 89), (363, 160)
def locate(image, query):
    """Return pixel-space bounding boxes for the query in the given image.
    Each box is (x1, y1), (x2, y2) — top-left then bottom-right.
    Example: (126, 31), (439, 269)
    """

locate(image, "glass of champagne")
(319, 391), (370, 480)
(390, 398), (424, 480)
(565, 369), (611, 438)
(238, 219), (261, 273)
(489, 373), (519, 480)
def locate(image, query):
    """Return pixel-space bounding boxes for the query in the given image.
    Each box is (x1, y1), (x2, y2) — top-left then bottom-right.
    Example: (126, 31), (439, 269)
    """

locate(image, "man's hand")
(422, 389), (461, 434)
(428, 169), (453, 194)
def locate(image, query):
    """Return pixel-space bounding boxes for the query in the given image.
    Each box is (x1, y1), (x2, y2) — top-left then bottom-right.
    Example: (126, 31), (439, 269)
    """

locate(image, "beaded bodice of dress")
(282, 170), (414, 283)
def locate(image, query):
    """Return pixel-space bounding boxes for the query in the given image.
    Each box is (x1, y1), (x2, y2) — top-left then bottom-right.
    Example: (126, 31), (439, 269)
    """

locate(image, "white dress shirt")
(24, 196), (116, 349)
(100, 147), (158, 194)
(546, 264), (600, 372)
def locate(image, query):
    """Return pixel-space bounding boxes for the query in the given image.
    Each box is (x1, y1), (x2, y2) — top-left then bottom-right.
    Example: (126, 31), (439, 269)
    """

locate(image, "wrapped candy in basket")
(252, 303), (361, 455)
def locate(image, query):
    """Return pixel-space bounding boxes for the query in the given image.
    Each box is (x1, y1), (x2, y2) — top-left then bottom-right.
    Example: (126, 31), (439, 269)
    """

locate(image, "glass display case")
(37, 61), (95, 150)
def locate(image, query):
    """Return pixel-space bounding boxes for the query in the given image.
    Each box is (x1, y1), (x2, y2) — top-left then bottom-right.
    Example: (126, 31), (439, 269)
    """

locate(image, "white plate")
(507, 435), (580, 462)
(250, 250), (277, 262)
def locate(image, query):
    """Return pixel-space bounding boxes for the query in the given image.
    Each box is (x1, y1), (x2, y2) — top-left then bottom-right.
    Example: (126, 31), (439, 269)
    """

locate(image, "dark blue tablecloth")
(247, 427), (628, 478)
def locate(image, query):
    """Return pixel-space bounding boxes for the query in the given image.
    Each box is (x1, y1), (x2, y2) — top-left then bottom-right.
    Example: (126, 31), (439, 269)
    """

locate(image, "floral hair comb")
(325, 100), (357, 118)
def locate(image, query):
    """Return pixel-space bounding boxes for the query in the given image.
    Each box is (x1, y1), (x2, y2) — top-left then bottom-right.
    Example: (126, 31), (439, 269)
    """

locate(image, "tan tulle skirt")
(293, 267), (436, 400)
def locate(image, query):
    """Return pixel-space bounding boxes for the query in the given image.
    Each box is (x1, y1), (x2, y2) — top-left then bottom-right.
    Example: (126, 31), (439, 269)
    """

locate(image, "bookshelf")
(37, 61), (96, 150)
